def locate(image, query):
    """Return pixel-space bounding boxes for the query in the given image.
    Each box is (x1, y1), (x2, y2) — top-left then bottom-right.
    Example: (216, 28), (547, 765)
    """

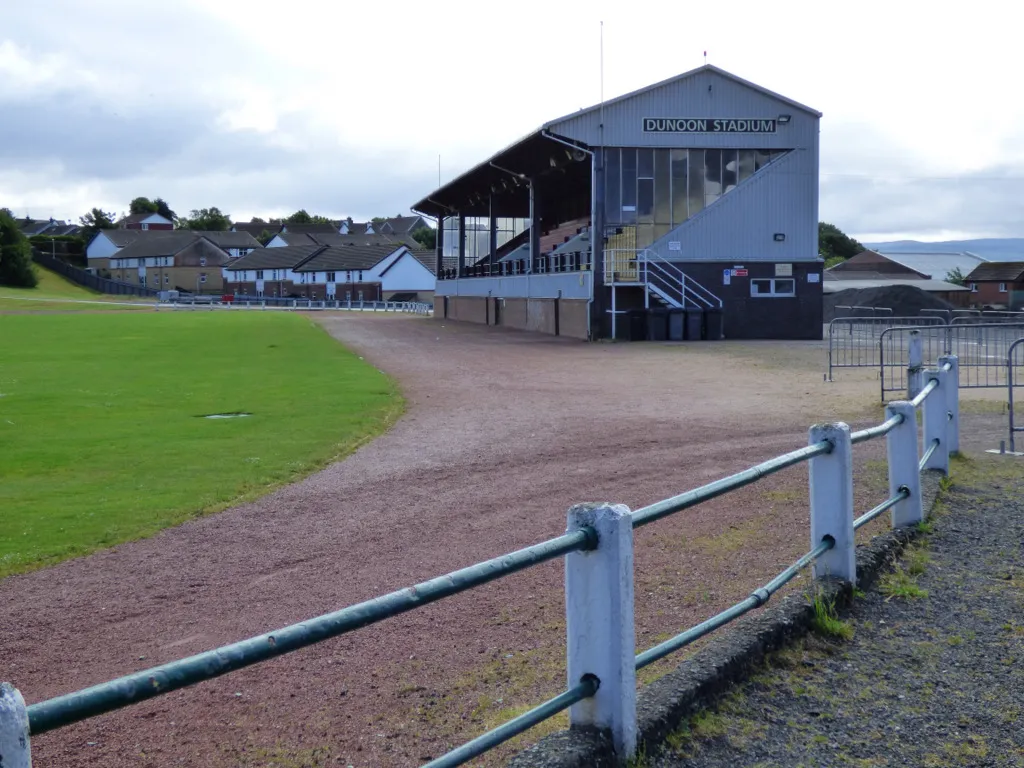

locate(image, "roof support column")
(458, 213), (466, 276)
(435, 216), (444, 277)
(590, 147), (606, 339)
(529, 179), (540, 274)
(489, 196), (497, 265)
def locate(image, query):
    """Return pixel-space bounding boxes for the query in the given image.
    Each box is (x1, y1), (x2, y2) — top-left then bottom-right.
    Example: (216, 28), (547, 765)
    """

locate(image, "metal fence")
(827, 316), (947, 380)
(879, 323), (1024, 399)
(33, 253), (160, 297)
(1009, 339), (1024, 452)
(0, 357), (963, 767)
(160, 297), (433, 314)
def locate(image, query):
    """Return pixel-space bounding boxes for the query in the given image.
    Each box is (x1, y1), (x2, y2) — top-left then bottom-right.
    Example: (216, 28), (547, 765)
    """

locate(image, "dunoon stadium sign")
(642, 118), (777, 133)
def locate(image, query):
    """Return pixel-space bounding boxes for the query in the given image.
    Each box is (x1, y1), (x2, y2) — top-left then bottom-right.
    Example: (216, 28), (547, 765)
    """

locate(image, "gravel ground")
(651, 452), (1024, 768)
(0, 314), (1012, 767)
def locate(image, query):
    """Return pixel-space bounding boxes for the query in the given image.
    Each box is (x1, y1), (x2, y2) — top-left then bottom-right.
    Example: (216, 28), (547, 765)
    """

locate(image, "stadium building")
(412, 65), (823, 340)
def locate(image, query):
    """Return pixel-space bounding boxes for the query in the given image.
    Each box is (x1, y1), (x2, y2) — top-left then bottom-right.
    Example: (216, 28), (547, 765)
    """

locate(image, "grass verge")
(0, 312), (401, 577)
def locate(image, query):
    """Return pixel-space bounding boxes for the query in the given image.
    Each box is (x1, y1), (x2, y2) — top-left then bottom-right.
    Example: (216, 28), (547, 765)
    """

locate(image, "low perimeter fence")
(0, 357), (963, 767)
(1009, 339), (1024, 452)
(33, 253), (160, 297)
(160, 297), (432, 314)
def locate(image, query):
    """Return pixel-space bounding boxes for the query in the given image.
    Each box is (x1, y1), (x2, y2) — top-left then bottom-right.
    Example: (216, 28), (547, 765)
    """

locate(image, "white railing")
(604, 249), (722, 310)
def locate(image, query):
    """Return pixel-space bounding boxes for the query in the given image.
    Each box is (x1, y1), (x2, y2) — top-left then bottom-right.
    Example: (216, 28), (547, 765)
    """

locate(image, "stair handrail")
(638, 250), (722, 309)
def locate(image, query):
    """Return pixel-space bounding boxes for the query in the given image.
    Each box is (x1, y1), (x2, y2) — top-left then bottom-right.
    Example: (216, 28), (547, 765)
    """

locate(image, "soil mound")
(824, 284), (954, 322)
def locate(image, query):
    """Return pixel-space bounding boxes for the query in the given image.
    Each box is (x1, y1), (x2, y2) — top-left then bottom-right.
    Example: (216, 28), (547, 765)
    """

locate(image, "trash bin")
(647, 308), (668, 341)
(704, 308), (724, 340)
(628, 309), (648, 341)
(668, 309), (685, 341)
(685, 308), (704, 341)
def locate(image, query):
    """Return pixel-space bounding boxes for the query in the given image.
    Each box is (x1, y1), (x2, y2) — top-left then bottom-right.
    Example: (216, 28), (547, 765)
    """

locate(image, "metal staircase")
(604, 249), (722, 310)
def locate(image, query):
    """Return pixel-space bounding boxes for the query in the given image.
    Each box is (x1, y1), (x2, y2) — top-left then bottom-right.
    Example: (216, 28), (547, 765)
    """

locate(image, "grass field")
(0, 312), (402, 578)
(0, 265), (153, 312)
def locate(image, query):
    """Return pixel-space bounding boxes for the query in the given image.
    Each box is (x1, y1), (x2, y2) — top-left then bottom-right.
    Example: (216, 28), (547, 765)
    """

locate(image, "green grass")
(809, 593), (854, 640)
(879, 568), (929, 600)
(0, 312), (401, 578)
(0, 265), (153, 312)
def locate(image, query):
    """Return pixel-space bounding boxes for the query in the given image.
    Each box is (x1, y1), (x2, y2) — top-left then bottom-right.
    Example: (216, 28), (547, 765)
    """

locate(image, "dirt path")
(0, 316), (998, 766)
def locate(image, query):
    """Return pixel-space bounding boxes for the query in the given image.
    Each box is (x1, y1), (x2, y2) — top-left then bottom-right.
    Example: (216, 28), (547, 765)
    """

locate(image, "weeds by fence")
(0, 357), (962, 767)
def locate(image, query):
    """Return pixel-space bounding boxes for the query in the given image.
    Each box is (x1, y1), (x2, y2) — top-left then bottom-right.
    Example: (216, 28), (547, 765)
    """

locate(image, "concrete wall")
(438, 296), (589, 339)
(435, 271), (592, 300)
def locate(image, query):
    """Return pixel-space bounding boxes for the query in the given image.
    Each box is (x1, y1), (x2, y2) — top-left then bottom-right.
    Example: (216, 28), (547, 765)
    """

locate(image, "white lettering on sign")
(642, 118), (777, 133)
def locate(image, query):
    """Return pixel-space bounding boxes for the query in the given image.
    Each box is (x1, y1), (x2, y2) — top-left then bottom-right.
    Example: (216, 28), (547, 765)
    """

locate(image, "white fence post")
(565, 503), (637, 760)
(922, 367), (950, 473)
(885, 401), (923, 527)
(907, 330), (923, 399)
(0, 682), (32, 767)
(939, 354), (960, 455)
(808, 423), (856, 582)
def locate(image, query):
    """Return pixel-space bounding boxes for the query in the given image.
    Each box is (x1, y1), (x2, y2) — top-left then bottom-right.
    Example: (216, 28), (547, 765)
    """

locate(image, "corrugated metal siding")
(646, 147), (818, 263)
(548, 69), (817, 151)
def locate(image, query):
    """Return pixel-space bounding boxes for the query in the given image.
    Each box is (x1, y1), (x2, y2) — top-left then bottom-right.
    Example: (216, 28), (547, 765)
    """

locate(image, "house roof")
(875, 251), (989, 281)
(232, 222), (281, 237)
(310, 232), (419, 248)
(965, 261), (1024, 282)
(115, 232), (221, 259)
(117, 212), (172, 227)
(282, 222), (339, 235)
(191, 230), (262, 249)
(94, 229), (144, 247)
(270, 232), (318, 247)
(294, 244), (406, 272)
(226, 245), (323, 271)
(409, 250), (451, 275)
(379, 215), (425, 234)
(341, 221), (372, 235)
(17, 218), (66, 235)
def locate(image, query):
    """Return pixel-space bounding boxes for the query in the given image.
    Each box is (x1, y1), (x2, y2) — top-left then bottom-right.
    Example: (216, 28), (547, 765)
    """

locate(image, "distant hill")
(864, 238), (1024, 261)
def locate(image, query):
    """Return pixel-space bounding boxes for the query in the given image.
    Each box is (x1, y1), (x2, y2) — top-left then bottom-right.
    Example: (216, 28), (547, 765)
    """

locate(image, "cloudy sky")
(2, 0), (1020, 242)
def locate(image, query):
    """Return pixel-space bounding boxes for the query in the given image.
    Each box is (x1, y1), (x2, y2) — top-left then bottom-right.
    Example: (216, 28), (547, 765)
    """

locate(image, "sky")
(2, 0), (1022, 242)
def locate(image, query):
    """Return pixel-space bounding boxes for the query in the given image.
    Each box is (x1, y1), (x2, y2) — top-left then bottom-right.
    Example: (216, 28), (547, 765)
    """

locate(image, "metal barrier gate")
(879, 323), (1024, 400)
(827, 316), (947, 381)
(1009, 338), (1024, 452)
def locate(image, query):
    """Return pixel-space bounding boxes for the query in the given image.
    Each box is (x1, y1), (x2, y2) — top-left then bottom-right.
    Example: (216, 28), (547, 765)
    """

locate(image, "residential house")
(375, 215), (430, 237)
(16, 217), (81, 236)
(224, 244), (438, 301)
(86, 229), (261, 274)
(824, 249), (986, 306)
(964, 262), (1024, 309)
(223, 245), (322, 297)
(117, 212), (174, 230)
(109, 232), (232, 292)
(265, 230), (420, 249)
(339, 220), (374, 235)
(280, 222), (339, 236)
(231, 222), (282, 240)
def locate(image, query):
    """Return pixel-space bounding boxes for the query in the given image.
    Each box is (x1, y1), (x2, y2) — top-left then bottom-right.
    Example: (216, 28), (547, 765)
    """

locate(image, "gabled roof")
(191, 230), (262, 249)
(118, 212), (173, 227)
(378, 248), (437, 278)
(232, 222), (281, 237)
(340, 221), (372, 235)
(875, 251), (988, 281)
(18, 218), (63, 235)
(226, 245), (323, 271)
(93, 229), (144, 247)
(282, 222), (339, 235)
(309, 232), (419, 248)
(965, 262), (1024, 282)
(294, 244), (406, 272)
(544, 64), (821, 130)
(270, 232), (318, 247)
(378, 215), (426, 234)
(115, 232), (220, 259)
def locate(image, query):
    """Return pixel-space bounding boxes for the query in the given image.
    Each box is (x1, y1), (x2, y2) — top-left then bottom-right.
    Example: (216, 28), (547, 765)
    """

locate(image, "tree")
(412, 227), (437, 250)
(0, 209), (38, 287)
(129, 196), (158, 214)
(285, 210), (334, 225)
(180, 207), (232, 231)
(79, 207), (117, 241)
(153, 197), (176, 222)
(249, 216), (266, 224)
(818, 222), (864, 262)
(258, 229), (275, 246)
(946, 267), (967, 286)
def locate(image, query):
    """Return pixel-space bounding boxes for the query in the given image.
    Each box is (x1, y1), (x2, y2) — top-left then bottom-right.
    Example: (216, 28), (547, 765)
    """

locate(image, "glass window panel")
(637, 148), (654, 178)
(738, 150), (756, 182)
(722, 150), (739, 194)
(621, 149), (637, 209)
(687, 149), (705, 217)
(752, 279), (772, 295)
(635, 224), (655, 249)
(671, 149), (688, 225)
(653, 224), (672, 244)
(775, 278), (795, 295)
(704, 148), (722, 207)
(654, 149), (671, 225)
(605, 149), (621, 224)
(637, 178), (654, 223)
(754, 150), (770, 172)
